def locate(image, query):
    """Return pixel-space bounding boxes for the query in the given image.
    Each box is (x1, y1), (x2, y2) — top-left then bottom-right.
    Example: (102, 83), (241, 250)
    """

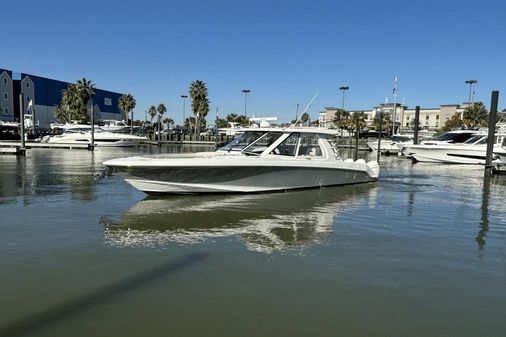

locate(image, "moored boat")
(404, 132), (505, 164)
(42, 128), (147, 147)
(103, 127), (379, 194)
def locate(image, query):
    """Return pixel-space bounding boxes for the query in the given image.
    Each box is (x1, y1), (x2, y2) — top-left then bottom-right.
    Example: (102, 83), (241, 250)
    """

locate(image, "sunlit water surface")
(0, 145), (505, 337)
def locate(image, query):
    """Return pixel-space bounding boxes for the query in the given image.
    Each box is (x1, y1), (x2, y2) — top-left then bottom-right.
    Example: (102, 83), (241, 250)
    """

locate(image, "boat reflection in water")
(102, 184), (376, 253)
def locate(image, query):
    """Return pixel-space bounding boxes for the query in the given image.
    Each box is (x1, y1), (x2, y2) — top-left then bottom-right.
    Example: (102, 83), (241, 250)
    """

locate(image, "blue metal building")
(1, 67), (124, 129)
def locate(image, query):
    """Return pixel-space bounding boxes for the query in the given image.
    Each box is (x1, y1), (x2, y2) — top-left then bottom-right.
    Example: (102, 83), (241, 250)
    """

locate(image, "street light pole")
(180, 95), (188, 128)
(465, 80), (478, 103)
(242, 89), (250, 117)
(339, 86), (349, 110)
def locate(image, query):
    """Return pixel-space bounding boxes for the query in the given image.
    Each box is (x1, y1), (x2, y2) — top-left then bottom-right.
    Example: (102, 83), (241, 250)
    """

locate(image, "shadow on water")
(476, 176), (491, 249)
(0, 252), (209, 337)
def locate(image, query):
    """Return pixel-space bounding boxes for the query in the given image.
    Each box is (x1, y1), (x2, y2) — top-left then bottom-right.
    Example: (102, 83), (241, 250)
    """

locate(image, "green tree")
(54, 78), (95, 123)
(291, 112), (310, 125)
(163, 117), (174, 129)
(440, 112), (463, 132)
(352, 111), (368, 131)
(118, 93), (136, 134)
(189, 80), (210, 136)
(372, 111), (391, 131)
(332, 109), (351, 136)
(463, 102), (488, 129)
(156, 103), (167, 134)
(409, 118), (423, 130)
(148, 105), (157, 124)
(157, 103), (167, 120)
(226, 113), (249, 127)
(216, 117), (229, 128)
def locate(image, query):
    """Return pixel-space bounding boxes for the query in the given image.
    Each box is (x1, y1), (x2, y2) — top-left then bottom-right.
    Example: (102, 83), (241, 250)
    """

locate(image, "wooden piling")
(485, 91), (499, 177)
(413, 106), (420, 145)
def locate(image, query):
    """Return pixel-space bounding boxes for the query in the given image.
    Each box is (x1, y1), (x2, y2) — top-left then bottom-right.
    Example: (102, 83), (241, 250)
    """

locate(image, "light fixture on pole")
(180, 95), (188, 126)
(465, 80), (477, 103)
(339, 86), (349, 110)
(242, 89), (250, 117)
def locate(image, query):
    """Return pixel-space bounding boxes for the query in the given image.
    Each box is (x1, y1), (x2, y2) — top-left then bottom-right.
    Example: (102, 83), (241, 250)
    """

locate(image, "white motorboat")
(103, 127), (379, 194)
(403, 133), (505, 164)
(417, 129), (477, 145)
(0, 120), (20, 130)
(42, 128), (147, 147)
(399, 130), (477, 157)
(367, 134), (414, 154)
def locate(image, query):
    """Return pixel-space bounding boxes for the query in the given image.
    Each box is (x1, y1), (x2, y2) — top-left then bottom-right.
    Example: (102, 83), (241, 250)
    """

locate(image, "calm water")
(0, 145), (505, 337)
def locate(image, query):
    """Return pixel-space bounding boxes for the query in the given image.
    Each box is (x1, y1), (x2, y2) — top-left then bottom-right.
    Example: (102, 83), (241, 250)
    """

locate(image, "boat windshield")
(431, 132), (475, 142)
(220, 131), (267, 151)
(392, 135), (413, 142)
(242, 132), (283, 155)
(463, 135), (487, 145)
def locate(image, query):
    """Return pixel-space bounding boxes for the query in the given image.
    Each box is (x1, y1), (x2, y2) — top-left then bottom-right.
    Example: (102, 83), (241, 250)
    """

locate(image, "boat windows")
(297, 133), (323, 157)
(463, 135), (487, 145)
(271, 133), (299, 156)
(220, 131), (266, 151)
(431, 132), (475, 143)
(271, 132), (325, 157)
(242, 132), (282, 155)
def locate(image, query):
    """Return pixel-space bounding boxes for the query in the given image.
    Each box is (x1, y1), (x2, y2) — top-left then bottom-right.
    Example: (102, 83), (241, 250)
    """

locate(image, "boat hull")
(406, 145), (500, 164)
(43, 134), (146, 147)
(112, 164), (377, 194)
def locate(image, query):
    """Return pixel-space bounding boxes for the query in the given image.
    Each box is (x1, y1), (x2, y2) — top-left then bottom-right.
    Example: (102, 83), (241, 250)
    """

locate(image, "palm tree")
(352, 111), (368, 131)
(463, 102), (488, 129)
(54, 79), (95, 123)
(333, 108), (351, 137)
(224, 113), (248, 127)
(118, 94), (136, 134)
(157, 103), (167, 119)
(189, 80), (209, 136)
(163, 117), (174, 130)
(148, 105), (157, 125)
(75, 78), (95, 123)
(156, 103), (167, 138)
(372, 111), (391, 132)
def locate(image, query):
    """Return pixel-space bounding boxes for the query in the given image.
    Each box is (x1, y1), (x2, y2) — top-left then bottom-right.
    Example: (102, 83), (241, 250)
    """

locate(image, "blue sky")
(2, 0), (505, 124)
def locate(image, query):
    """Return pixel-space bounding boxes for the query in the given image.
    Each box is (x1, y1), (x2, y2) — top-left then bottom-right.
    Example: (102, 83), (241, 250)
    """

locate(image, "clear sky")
(2, 0), (505, 124)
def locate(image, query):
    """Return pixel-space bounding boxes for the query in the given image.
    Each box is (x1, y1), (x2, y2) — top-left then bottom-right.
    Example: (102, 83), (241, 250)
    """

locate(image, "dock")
(0, 141), (91, 155)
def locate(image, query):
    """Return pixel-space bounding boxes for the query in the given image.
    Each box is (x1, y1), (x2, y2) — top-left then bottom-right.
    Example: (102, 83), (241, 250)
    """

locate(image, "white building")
(319, 103), (471, 131)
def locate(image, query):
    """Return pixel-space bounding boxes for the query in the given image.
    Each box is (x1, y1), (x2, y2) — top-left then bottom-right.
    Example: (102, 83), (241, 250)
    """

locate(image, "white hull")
(367, 141), (401, 153)
(367, 135), (413, 154)
(111, 157), (379, 194)
(406, 144), (501, 164)
(43, 131), (146, 147)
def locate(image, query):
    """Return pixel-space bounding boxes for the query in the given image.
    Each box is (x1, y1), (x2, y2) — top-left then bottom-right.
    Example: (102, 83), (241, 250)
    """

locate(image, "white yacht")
(399, 130), (477, 157)
(97, 120), (132, 133)
(403, 133), (505, 164)
(42, 128), (147, 147)
(103, 127), (379, 194)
